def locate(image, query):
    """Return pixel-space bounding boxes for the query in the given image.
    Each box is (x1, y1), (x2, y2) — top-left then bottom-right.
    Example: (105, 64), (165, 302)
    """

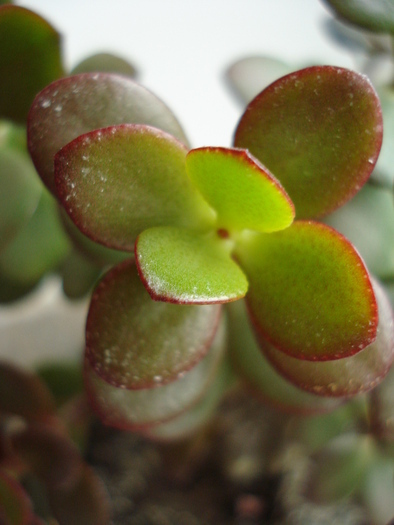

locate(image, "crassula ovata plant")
(25, 61), (394, 441)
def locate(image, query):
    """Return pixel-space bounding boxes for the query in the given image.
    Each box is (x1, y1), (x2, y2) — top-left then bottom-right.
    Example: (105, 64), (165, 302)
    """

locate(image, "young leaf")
(237, 221), (378, 361)
(185, 147), (294, 233)
(322, 0), (394, 34)
(55, 124), (214, 251)
(0, 5), (64, 123)
(225, 56), (293, 105)
(70, 52), (137, 77)
(136, 226), (248, 304)
(259, 279), (393, 397)
(28, 73), (190, 194)
(85, 259), (221, 389)
(0, 469), (33, 525)
(234, 66), (383, 219)
(227, 300), (342, 414)
(84, 317), (226, 428)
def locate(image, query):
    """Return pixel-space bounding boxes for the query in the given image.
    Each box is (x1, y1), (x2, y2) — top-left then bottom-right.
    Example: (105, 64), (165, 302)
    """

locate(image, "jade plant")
(0, 360), (110, 525)
(0, 4), (135, 302)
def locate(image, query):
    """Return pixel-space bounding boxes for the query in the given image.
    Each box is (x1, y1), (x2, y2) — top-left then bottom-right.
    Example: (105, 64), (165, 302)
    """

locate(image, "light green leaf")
(322, 0), (394, 34)
(136, 226), (248, 303)
(186, 147), (294, 233)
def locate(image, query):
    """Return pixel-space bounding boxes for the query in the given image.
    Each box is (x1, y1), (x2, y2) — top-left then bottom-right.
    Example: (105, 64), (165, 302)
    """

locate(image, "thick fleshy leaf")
(85, 258), (221, 389)
(0, 148), (42, 252)
(0, 469), (33, 525)
(369, 351), (394, 441)
(144, 356), (235, 441)
(27, 72), (189, 194)
(234, 66), (383, 219)
(60, 250), (102, 300)
(361, 458), (394, 524)
(372, 86), (394, 187)
(325, 184), (394, 280)
(0, 361), (56, 421)
(185, 147), (294, 233)
(71, 52), (137, 77)
(227, 300), (342, 414)
(55, 125), (214, 251)
(226, 56), (293, 104)
(0, 189), (71, 285)
(136, 226), (248, 304)
(304, 433), (374, 503)
(48, 465), (110, 525)
(259, 279), (394, 397)
(322, 0), (394, 34)
(84, 317), (226, 428)
(237, 221), (378, 360)
(11, 425), (83, 491)
(0, 5), (64, 123)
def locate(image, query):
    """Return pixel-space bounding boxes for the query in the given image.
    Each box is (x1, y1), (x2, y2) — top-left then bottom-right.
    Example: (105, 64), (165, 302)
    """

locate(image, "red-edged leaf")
(55, 124), (214, 251)
(0, 5), (64, 123)
(259, 279), (393, 397)
(85, 259), (221, 389)
(237, 221), (378, 360)
(234, 66), (383, 219)
(84, 317), (226, 429)
(27, 73), (189, 194)
(227, 300), (342, 414)
(185, 147), (294, 233)
(136, 226), (248, 304)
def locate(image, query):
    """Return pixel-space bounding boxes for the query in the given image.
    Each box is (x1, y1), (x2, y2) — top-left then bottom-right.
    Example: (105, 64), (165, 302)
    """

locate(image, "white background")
(16, 0), (355, 146)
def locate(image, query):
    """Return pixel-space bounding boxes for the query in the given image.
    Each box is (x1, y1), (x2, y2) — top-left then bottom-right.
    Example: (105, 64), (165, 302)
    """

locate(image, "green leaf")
(372, 86), (394, 188)
(84, 316), (226, 428)
(325, 183), (394, 280)
(0, 148), (42, 252)
(369, 347), (394, 441)
(0, 188), (71, 285)
(226, 56), (293, 105)
(185, 147), (294, 233)
(0, 5), (64, 123)
(71, 52), (137, 77)
(322, 0), (394, 34)
(28, 73), (190, 194)
(136, 226), (248, 304)
(60, 250), (102, 300)
(237, 221), (378, 360)
(227, 300), (342, 414)
(259, 278), (393, 397)
(55, 124), (214, 251)
(234, 66), (383, 219)
(0, 361), (56, 421)
(0, 469), (33, 525)
(85, 259), (222, 389)
(304, 433), (374, 503)
(361, 457), (394, 525)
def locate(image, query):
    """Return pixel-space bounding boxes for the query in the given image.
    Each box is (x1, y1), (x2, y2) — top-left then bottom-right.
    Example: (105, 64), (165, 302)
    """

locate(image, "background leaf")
(322, 0), (394, 34)
(70, 52), (137, 77)
(28, 72), (190, 194)
(0, 5), (64, 123)
(234, 66), (383, 219)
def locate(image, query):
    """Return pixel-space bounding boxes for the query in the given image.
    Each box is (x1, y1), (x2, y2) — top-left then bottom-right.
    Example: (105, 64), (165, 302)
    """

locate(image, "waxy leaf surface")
(237, 221), (378, 360)
(259, 279), (393, 397)
(86, 259), (221, 389)
(186, 147), (294, 233)
(226, 56), (293, 104)
(85, 318), (226, 429)
(136, 226), (248, 304)
(322, 0), (394, 34)
(55, 125), (214, 251)
(71, 52), (137, 77)
(28, 73), (189, 194)
(0, 470), (32, 525)
(0, 6), (64, 123)
(227, 300), (342, 414)
(234, 66), (382, 219)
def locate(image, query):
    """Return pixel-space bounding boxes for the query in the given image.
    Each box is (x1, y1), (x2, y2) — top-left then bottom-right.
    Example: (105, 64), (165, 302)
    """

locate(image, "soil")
(86, 390), (371, 525)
